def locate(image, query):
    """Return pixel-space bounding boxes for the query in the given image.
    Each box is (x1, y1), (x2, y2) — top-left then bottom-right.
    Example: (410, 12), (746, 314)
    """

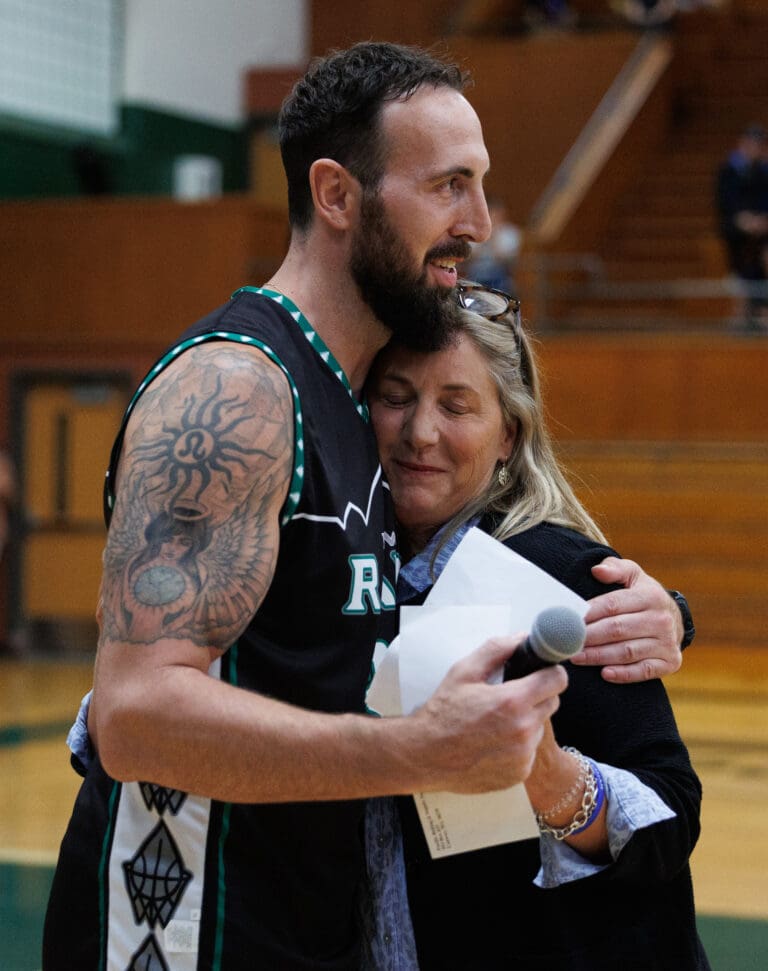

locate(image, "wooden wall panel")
(23, 532), (105, 619)
(537, 332), (768, 442)
(443, 32), (638, 222)
(0, 194), (290, 646)
(310, 1), (449, 55)
(1, 196), (764, 447)
(0, 195), (289, 348)
(2, 199), (765, 645)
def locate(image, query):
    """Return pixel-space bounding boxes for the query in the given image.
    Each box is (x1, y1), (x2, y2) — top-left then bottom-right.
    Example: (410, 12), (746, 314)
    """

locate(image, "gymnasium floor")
(1, 645), (767, 970)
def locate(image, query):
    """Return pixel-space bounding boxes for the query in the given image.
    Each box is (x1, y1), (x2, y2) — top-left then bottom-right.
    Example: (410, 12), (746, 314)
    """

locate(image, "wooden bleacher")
(560, 441), (768, 654)
(541, 3), (768, 329)
(535, 330), (767, 657)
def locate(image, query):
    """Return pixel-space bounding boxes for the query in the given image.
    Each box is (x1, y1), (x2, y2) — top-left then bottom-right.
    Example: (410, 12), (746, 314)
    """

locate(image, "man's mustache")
(424, 240), (473, 265)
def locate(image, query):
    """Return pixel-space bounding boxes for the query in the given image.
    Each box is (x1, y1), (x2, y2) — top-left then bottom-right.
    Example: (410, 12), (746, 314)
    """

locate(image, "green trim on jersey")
(98, 781), (121, 971)
(213, 804), (233, 969)
(104, 332), (304, 526)
(234, 286), (370, 422)
(213, 643), (238, 970)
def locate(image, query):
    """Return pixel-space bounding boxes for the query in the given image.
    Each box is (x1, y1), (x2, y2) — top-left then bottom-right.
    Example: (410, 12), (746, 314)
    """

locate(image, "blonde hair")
(438, 309), (607, 547)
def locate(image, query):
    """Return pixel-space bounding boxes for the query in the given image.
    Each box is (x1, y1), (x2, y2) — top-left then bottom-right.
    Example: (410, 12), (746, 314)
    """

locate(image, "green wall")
(0, 104), (249, 200)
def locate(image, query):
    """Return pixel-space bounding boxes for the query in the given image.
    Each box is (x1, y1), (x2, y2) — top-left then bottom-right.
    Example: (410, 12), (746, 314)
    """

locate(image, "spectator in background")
(524, 0), (577, 30)
(716, 123), (768, 331)
(464, 195), (522, 295)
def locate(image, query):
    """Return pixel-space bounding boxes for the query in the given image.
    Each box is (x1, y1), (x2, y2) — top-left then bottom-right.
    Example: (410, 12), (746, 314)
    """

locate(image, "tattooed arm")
(92, 342), (299, 792)
(92, 342), (566, 802)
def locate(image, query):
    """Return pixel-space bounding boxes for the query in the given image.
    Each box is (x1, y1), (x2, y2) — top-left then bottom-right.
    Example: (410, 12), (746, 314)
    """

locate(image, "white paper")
(366, 527), (588, 858)
(423, 527), (587, 620)
(413, 784), (539, 857)
(398, 603), (541, 855)
(397, 605), (512, 717)
(366, 635), (402, 717)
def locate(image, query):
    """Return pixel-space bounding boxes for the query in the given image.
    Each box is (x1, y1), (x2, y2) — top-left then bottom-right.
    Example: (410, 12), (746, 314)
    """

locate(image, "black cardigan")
(400, 521), (710, 970)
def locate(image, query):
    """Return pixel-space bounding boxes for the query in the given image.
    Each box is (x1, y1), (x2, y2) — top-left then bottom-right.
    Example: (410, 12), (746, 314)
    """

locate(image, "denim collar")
(397, 516), (481, 602)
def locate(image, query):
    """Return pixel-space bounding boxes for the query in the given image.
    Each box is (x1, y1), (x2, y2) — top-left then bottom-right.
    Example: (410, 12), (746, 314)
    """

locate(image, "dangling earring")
(497, 464), (509, 487)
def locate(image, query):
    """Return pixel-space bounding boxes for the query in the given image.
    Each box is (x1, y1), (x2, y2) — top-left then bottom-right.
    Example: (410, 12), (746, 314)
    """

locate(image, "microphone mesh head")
(530, 606), (586, 663)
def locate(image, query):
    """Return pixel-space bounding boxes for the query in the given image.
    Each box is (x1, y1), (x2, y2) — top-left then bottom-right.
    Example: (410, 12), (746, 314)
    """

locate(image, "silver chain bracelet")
(535, 747), (588, 820)
(535, 747), (599, 841)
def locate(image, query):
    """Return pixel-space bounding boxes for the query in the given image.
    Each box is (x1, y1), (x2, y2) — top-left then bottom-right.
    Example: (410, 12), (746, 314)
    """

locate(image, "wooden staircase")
(551, 4), (768, 329)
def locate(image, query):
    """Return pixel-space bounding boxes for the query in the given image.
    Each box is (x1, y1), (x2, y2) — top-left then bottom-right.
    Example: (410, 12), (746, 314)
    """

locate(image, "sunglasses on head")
(456, 280), (521, 329)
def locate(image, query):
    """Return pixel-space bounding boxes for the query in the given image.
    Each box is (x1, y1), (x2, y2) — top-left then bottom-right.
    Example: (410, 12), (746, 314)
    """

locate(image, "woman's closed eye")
(379, 392), (413, 408)
(441, 399), (471, 416)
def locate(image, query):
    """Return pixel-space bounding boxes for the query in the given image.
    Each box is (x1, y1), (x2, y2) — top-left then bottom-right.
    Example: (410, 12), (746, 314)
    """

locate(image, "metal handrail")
(528, 32), (673, 245)
(519, 251), (768, 329)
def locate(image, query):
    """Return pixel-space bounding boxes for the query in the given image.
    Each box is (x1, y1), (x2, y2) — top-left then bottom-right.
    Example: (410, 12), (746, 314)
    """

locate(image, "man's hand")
(411, 636), (568, 794)
(571, 557), (683, 684)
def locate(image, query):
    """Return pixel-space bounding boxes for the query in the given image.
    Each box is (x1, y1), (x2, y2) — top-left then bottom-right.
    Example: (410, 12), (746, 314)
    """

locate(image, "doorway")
(9, 372), (130, 655)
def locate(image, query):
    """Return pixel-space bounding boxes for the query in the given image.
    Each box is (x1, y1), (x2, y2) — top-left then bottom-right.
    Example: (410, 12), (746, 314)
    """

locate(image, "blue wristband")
(570, 760), (605, 836)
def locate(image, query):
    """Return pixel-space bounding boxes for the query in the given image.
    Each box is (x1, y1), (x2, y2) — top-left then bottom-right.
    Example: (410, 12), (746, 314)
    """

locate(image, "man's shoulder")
(178, 289), (293, 344)
(149, 290), (307, 393)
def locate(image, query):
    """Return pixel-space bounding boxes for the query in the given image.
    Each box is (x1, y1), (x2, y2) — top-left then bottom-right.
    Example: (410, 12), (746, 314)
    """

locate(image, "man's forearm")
(94, 635), (567, 804)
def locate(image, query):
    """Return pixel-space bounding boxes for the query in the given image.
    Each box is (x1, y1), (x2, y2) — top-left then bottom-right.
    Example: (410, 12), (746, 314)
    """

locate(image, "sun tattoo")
(131, 374), (275, 517)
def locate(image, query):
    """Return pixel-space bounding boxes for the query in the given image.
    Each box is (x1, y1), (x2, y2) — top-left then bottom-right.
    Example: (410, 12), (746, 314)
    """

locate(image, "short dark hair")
(279, 42), (468, 230)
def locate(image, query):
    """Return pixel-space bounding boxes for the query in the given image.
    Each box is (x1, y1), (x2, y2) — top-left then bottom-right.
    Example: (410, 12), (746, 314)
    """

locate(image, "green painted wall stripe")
(0, 720), (73, 747)
(0, 103), (248, 200)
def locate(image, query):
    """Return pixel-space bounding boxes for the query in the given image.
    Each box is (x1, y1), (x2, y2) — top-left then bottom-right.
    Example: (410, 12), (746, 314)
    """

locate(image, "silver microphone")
(503, 606), (586, 680)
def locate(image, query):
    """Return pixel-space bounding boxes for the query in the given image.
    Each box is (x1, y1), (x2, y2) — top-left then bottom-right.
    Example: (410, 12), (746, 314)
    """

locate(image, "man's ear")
(308, 159), (361, 231)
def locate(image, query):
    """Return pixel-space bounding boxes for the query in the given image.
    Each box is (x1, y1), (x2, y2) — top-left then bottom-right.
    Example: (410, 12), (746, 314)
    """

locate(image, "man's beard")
(350, 190), (469, 352)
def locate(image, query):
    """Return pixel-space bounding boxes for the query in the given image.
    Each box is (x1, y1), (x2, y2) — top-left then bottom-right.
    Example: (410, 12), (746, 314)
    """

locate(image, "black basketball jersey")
(44, 289), (400, 970)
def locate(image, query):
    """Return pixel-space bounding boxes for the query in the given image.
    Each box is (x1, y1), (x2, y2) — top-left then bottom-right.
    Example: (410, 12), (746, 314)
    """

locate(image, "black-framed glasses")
(456, 280), (521, 328)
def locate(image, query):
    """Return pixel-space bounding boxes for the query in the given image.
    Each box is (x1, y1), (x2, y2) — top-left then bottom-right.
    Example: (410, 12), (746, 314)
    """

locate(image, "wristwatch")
(668, 590), (695, 650)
